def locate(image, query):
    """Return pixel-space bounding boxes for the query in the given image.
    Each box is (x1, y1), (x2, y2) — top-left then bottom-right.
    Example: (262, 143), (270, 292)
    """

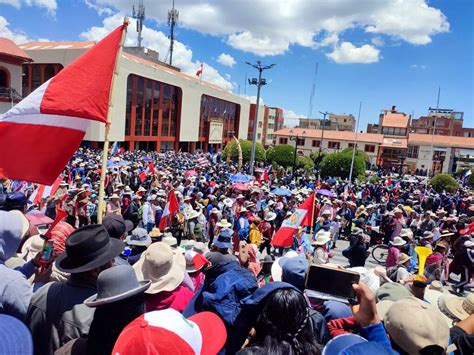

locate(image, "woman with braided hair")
(244, 288), (323, 354)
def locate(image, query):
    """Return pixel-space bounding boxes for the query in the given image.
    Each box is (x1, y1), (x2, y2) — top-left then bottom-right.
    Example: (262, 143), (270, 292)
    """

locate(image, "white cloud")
(371, 36), (385, 47)
(84, 0), (113, 16)
(283, 109), (305, 127)
(91, 0), (449, 58)
(80, 14), (233, 91)
(410, 64), (427, 70)
(1, 0), (57, 13)
(216, 53), (236, 67)
(0, 15), (32, 43)
(326, 42), (380, 64)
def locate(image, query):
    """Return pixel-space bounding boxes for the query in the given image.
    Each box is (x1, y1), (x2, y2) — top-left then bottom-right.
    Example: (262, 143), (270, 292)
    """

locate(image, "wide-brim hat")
(149, 228), (163, 238)
(392, 236), (406, 246)
(125, 228), (152, 247)
(110, 193), (121, 200)
(271, 250), (299, 282)
(397, 253), (411, 265)
(84, 265), (151, 307)
(322, 334), (368, 355)
(185, 209), (201, 220)
(216, 219), (232, 228)
(20, 234), (44, 261)
(56, 225), (124, 273)
(265, 212), (277, 221)
(223, 198), (234, 207)
(210, 207), (219, 214)
(313, 231), (331, 245)
(240, 207), (248, 213)
(133, 242), (185, 294)
(437, 293), (474, 322)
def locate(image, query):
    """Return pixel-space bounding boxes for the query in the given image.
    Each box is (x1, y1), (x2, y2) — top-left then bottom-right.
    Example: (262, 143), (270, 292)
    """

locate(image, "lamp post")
(317, 111), (330, 178)
(289, 129), (306, 177)
(246, 61), (276, 175)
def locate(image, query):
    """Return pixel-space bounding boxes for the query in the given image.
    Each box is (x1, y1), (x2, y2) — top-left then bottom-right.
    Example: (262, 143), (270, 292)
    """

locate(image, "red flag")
(272, 193), (315, 248)
(196, 63), (203, 76)
(30, 175), (63, 205)
(385, 176), (391, 186)
(148, 163), (155, 174)
(139, 171), (147, 183)
(460, 221), (474, 235)
(0, 23), (128, 185)
(44, 208), (68, 238)
(159, 190), (179, 230)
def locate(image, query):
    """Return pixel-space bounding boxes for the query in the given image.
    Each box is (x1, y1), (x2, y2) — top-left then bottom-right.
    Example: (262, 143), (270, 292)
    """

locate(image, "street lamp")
(289, 129), (306, 177)
(246, 61), (276, 175)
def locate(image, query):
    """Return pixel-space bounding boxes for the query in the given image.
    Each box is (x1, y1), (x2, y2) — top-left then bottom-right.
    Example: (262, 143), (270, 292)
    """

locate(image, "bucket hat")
(265, 212), (277, 221)
(125, 228), (151, 247)
(391, 236), (406, 246)
(84, 264), (150, 307)
(133, 242), (185, 294)
(55, 224), (124, 273)
(149, 228), (163, 238)
(223, 198), (233, 207)
(313, 230), (331, 245)
(213, 228), (233, 249)
(112, 309), (227, 355)
(437, 293), (474, 322)
(0, 314), (33, 354)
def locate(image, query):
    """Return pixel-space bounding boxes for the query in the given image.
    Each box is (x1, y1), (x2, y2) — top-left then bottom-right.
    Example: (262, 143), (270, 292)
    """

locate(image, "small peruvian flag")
(195, 63), (203, 77)
(159, 190), (179, 230)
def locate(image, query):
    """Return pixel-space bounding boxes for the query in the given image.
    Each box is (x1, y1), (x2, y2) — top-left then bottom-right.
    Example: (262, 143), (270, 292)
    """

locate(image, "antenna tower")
(168, 0), (179, 66)
(132, 0), (145, 48)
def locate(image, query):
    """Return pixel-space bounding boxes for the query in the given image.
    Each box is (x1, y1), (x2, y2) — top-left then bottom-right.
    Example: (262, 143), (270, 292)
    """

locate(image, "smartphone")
(305, 264), (360, 303)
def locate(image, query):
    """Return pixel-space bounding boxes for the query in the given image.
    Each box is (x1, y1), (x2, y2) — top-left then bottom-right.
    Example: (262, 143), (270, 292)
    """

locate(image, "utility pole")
(168, 0), (179, 66)
(246, 61), (276, 175)
(426, 87), (441, 189)
(307, 61), (319, 118)
(132, 0), (145, 48)
(349, 102), (363, 183)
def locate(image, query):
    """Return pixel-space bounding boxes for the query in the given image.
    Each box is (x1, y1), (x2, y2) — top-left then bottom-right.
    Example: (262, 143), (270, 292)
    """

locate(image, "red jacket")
(145, 285), (194, 313)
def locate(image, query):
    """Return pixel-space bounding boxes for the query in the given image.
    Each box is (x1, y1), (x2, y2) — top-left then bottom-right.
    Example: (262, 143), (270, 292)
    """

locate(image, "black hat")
(56, 224), (124, 273)
(103, 214), (134, 239)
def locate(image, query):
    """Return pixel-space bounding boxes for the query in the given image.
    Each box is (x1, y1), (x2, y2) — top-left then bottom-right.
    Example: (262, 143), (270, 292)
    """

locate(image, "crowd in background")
(0, 148), (473, 354)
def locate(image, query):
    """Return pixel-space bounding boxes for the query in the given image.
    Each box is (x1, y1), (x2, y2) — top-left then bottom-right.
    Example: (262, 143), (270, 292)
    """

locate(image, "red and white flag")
(0, 23), (127, 185)
(195, 63), (203, 77)
(159, 190), (179, 230)
(29, 175), (64, 205)
(272, 193), (316, 248)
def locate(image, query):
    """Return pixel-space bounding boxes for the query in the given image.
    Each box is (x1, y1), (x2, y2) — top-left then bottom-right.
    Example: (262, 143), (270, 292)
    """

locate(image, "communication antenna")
(307, 61), (319, 118)
(168, 0), (179, 66)
(132, 0), (145, 48)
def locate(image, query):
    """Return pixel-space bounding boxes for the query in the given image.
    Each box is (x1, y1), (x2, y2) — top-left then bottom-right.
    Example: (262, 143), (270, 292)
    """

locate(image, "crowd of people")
(0, 147), (473, 354)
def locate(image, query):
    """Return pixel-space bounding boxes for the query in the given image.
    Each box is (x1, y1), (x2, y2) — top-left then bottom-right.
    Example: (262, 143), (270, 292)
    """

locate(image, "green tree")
(266, 144), (296, 168)
(222, 139), (266, 162)
(430, 173), (459, 192)
(298, 156), (315, 171)
(320, 150), (366, 180)
(341, 147), (369, 162)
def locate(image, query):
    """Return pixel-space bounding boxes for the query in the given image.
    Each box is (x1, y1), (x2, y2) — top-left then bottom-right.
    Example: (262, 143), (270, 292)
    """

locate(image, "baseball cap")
(112, 309), (227, 355)
(102, 214), (133, 239)
(384, 296), (449, 354)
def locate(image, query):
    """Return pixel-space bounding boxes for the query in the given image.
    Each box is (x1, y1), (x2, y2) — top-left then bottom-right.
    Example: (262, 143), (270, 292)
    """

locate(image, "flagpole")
(97, 18), (129, 224)
(310, 191), (316, 235)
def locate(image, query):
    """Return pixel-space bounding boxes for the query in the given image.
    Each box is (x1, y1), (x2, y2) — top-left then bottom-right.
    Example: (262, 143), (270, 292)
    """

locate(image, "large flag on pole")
(0, 24), (127, 185)
(159, 191), (179, 230)
(272, 193), (315, 248)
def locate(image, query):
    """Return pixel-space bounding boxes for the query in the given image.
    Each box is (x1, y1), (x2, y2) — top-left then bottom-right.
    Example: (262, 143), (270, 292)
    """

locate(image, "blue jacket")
(184, 261), (258, 354)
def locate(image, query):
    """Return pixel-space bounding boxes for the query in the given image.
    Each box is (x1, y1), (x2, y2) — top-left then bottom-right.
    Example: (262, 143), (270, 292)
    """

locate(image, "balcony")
(0, 87), (22, 101)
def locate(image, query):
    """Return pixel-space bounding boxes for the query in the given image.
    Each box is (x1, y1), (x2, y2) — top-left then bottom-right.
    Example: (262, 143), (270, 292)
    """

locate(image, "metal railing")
(0, 87), (22, 100)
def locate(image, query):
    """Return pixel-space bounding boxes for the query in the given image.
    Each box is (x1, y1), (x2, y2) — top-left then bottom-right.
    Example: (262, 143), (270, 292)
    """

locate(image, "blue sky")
(0, 0), (472, 130)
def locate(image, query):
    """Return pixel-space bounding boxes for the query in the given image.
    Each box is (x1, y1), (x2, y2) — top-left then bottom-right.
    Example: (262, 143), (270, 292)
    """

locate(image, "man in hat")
(26, 225), (124, 355)
(142, 194), (157, 232)
(206, 228), (237, 264)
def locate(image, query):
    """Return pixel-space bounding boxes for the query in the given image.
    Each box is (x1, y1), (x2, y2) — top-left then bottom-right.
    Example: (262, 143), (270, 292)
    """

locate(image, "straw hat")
(210, 207), (219, 214)
(313, 230), (331, 246)
(392, 236), (406, 247)
(185, 209), (201, 220)
(438, 293), (474, 322)
(149, 228), (162, 238)
(133, 242), (185, 294)
(239, 207), (248, 213)
(216, 219), (232, 228)
(110, 193), (120, 200)
(397, 253), (411, 265)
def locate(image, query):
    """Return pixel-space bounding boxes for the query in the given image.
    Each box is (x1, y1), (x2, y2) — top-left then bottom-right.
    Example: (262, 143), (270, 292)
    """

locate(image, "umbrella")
(326, 177), (337, 185)
(271, 187), (292, 197)
(142, 156), (153, 162)
(107, 160), (131, 168)
(233, 183), (249, 191)
(230, 173), (251, 183)
(184, 169), (198, 178)
(316, 189), (335, 198)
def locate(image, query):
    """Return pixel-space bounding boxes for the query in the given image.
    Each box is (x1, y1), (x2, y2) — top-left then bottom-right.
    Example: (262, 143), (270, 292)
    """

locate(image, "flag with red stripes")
(159, 190), (179, 230)
(29, 175), (64, 205)
(0, 23), (127, 185)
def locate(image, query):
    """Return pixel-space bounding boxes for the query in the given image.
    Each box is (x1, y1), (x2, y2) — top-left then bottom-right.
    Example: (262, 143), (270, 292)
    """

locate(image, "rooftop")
(19, 41), (96, 50)
(381, 113), (409, 128)
(0, 38), (32, 61)
(274, 127), (384, 143)
(408, 133), (474, 149)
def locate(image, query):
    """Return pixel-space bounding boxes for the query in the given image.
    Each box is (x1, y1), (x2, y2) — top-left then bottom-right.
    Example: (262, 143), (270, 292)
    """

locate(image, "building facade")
(410, 108), (474, 137)
(2, 40), (252, 152)
(298, 113), (355, 132)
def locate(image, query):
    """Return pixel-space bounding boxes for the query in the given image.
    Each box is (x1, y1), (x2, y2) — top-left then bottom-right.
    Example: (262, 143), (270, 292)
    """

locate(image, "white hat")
(223, 198), (234, 207)
(313, 230), (331, 245)
(265, 212), (277, 221)
(391, 236), (406, 246)
(185, 210), (201, 220)
(267, 200), (275, 206)
(20, 234), (44, 261)
(348, 267), (380, 294)
(271, 250), (299, 282)
(216, 219), (232, 228)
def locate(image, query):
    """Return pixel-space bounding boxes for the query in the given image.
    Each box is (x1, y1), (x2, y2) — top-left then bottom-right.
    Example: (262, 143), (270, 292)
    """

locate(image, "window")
(258, 121), (263, 128)
(125, 75), (132, 135)
(267, 134), (272, 139)
(135, 77), (144, 136)
(364, 145), (375, 153)
(312, 140), (320, 147)
(296, 138), (305, 146)
(161, 85), (170, 136)
(152, 82), (160, 136)
(348, 143), (355, 148)
(31, 66), (41, 91)
(144, 80), (152, 136)
(268, 123), (274, 129)
(44, 64), (56, 82)
(328, 141), (340, 150)
(407, 145), (419, 159)
(257, 133), (261, 139)
(0, 68), (9, 87)
(279, 137), (288, 144)
(198, 95), (240, 142)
